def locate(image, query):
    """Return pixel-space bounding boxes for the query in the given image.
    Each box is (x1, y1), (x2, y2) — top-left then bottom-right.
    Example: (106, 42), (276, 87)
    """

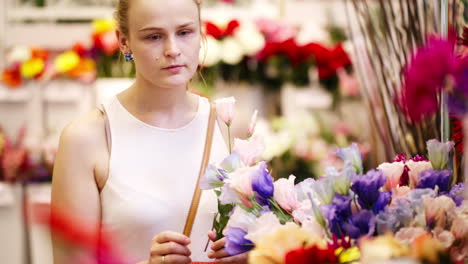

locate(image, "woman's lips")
(163, 65), (184, 73)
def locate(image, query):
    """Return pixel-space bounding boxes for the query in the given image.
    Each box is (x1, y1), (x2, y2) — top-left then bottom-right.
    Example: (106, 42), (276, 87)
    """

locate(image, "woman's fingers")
(151, 242), (191, 257)
(214, 252), (248, 264)
(207, 230), (216, 242)
(210, 237), (226, 251)
(162, 254), (192, 264)
(154, 231), (190, 245)
(207, 248), (230, 259)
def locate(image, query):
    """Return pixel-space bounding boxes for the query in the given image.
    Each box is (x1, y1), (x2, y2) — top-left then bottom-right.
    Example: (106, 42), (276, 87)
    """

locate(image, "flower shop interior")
(0, 0), (467, 263)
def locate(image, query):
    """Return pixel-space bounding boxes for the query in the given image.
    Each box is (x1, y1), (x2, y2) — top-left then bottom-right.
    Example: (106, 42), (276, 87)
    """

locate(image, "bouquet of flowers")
(1, 46), (49, 88)
(201, 98), (467, 263)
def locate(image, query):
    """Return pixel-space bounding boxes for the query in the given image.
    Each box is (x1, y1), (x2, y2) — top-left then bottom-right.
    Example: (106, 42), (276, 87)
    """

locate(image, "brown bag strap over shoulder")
(183, 103), (216, 237)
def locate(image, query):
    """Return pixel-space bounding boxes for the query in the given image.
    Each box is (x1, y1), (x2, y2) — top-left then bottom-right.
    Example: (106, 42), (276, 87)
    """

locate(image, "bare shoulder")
(59, 108), (106, 152)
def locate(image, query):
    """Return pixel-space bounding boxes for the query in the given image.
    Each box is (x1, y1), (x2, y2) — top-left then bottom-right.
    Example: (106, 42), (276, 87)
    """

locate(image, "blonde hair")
(115, 0), (202, 37)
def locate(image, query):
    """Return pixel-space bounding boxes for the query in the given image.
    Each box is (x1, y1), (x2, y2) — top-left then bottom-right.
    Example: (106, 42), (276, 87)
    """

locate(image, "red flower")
(285, 246), (339, 264)
(301, 43), (351, 79)
(205, 20), (240, 40)
(72, 43), (88, 57)
(2, 67), (22, 88)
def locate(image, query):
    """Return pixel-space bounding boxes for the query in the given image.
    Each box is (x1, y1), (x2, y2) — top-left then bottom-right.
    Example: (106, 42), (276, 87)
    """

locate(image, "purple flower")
(449, 183), (465, 206)
(416, 169), (451, 193)
(252, 161), (274, 201)
(225, 227), (254, 255)
(321, 194), (352, 237)
(342, 210), (376, 239)
(351, 170), (390, 213)
(448, 56), (468, 116)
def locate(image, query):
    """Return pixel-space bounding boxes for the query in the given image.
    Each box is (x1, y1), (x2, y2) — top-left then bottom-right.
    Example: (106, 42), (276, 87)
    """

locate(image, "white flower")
(199, 35), (221, 67)
(226, 206), (257, 231)
(244, 212), (281, 244)
(7, 46), (32, 65)
(234, 21), (265, 56)
(221, 37), (244, 65)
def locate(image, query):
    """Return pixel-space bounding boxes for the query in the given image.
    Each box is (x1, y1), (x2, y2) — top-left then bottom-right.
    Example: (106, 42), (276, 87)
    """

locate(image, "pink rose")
(423, 195), (456, 227)
(377, 161), (405, 191)
(215, 97), (236, 125)
(406, 160), (432, 188)
(233, 136), (265, 166)
(273, 175), (300, 213)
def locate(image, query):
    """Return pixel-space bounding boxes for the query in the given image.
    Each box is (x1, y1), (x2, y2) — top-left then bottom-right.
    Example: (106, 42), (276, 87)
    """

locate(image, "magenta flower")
(399, 36), (456, 122)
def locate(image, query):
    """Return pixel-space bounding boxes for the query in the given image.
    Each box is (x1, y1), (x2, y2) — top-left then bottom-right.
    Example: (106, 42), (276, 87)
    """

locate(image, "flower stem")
(227, 124), (232, 154)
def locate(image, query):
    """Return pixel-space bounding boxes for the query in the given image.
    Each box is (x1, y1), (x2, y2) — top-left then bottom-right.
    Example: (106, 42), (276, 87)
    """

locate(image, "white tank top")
(99, 95), (228, 263)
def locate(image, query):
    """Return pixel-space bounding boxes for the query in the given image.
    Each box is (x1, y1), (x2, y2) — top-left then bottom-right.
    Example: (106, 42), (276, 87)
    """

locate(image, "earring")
(124, 52), (134, 62)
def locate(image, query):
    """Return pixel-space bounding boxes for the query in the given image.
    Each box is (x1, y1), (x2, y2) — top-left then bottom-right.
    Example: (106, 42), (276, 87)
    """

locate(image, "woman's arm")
(51, 110), (107, 264)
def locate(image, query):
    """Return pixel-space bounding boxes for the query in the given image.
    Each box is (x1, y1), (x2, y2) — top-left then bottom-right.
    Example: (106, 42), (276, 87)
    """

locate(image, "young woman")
(51, 0), (248, 263)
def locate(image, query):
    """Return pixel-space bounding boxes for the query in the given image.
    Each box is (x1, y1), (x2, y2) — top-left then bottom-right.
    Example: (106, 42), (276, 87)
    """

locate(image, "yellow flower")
(359, 234), (410, 262)
(92, 18), (116, 35)
(337, 247), (360, 263)
(248, 223), (325, 264)
(20, 58), (45, 79)
(54, 51), (80, 73)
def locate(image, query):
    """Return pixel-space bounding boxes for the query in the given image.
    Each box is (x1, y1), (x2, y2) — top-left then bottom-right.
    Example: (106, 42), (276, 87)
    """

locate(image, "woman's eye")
(179, 30), (192, 36)
(147, 35), (161, 40)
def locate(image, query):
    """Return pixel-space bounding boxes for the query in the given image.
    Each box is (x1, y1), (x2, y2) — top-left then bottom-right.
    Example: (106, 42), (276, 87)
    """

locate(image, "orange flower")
(67, 58), (96, 78)
(31, 48), (49, 61)
(411, 233), (445, 263)
(2, 68), (22, 88)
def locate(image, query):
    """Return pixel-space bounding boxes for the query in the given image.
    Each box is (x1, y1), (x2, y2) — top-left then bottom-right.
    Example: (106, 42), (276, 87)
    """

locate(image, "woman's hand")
(147, 231), (192, 264)
(207, 231), (248, 264)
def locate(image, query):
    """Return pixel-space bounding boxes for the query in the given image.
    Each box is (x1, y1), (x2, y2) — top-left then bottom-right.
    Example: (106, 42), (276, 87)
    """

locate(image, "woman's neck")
(117, 77), (199, 128)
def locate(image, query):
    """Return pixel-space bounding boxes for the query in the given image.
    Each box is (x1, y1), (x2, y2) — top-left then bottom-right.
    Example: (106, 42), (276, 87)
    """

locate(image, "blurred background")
(0, 0), (466, 263)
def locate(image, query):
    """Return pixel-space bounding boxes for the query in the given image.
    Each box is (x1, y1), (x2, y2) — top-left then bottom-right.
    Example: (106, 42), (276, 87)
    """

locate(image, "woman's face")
(125, 0), (201, 88)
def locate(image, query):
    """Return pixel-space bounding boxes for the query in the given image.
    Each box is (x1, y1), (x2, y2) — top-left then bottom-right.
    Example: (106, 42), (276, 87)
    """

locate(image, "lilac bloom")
(407, 188), (436, 211)
(342, 210), (376, 239)
(311, 177), (335, 205)
(375, 212), (399, 234)
(449, 183), (465, 206)
(252, 161), (274, 203)
(416, 169), (451, 193)
(351, 170), (390, 213)
(335, 143), (363, 174)
(322, 204), (342, 237)
(225, 227), (254, 255)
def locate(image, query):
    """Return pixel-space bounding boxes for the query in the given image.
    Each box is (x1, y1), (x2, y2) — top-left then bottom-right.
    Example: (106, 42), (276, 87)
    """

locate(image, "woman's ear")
(116, 30), (131, 54)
